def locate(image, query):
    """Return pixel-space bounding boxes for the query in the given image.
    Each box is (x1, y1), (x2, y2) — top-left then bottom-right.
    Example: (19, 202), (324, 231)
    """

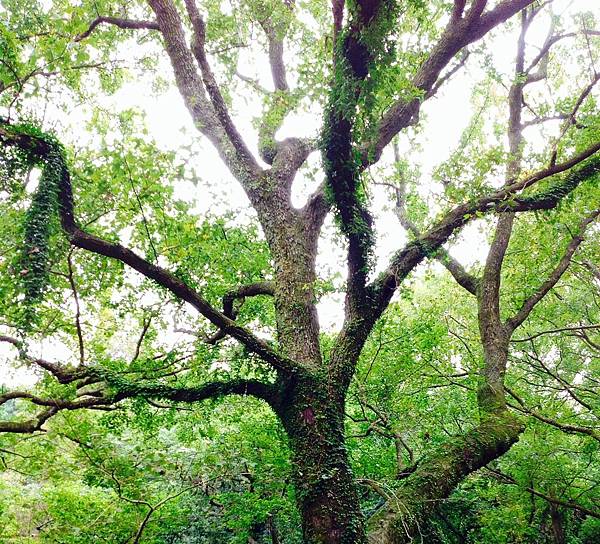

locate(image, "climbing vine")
(321, 0), (399, 279)
(1, 123), (67, 326)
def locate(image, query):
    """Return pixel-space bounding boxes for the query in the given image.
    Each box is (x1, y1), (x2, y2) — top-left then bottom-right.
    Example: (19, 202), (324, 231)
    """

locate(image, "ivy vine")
(1, 123), (67, 327)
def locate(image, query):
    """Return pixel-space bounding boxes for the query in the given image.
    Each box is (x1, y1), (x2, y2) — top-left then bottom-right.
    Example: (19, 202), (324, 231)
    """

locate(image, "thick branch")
(0, 407), (57, 434)
(62, 208), (292, 374)
(370, 148), (600, 328)
(322, 0), (389, 320)
(74, 16), (159, 42)
(329, 147), (600, 387)
(182, 0), (260, 174)
(147, 0), (261, 186)
(477, 9), (530, 415)
(368, 0), (535, 164)
(261, 14), (290, 93)
(368, 411), (524, 543)
(0, 123), (297, 375)
(0, 374), (278, 434)
(96, 372), (279, 407)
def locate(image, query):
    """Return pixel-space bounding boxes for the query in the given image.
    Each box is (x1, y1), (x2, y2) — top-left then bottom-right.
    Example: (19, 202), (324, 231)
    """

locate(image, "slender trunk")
(550, 504), (566, 544)
(278, 375), (367, 544)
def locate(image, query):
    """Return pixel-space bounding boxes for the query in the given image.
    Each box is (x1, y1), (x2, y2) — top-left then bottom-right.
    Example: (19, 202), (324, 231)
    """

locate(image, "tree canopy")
(0, 0), (599, 543)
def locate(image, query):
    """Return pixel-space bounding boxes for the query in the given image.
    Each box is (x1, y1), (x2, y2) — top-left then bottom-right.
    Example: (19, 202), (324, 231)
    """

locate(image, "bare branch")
(234, 71), (269, 94)
(452, 0), (467, 22)
(485, 467), (600, 520)
(549, 72), (600, 165)
(386, 141), (479, 295)
(580, 259), (600, 282)
(132, 316), (152, 363)
(511, 324), (600, 343)
(302, 182), (330, 240)
(66, 251), (85, 365)
(261, 18), (290, 92)
(74, 16), (159, 42)
(425, 49), (470, 100)
(506, 208), (600, 332)
(0, 335), (84, 384)
(506, 387), (600, 442)
(205, 281), (275, 344)
(181, 0), (261, 174)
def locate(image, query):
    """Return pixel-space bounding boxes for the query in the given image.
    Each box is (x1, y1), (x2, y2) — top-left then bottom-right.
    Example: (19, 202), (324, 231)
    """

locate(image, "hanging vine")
(1, 122), (67, 326)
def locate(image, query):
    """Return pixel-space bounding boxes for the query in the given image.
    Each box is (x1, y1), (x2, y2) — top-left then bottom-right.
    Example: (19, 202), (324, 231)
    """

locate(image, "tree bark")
(367, 411), (522, 543)
(550, 504), (566, 544)
(278, 375), (367, 544)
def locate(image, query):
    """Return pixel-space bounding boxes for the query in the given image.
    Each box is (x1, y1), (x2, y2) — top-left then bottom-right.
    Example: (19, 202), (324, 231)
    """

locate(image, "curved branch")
(329, 146), (600, 387)
(74, 16), (159, 42)
(370, 147), (600, 323)
(0, 407), (57, 434)
(0, 123), (298, 376)
(511, 324), (600, 343)
(0, 335), (84, 383)
(386, 142), (479, 295)
(506, 387), (600, 442)
(178, 281), (275, 344)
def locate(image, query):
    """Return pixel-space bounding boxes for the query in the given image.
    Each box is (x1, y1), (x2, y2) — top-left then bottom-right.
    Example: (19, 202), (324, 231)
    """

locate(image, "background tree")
(0, 1), (599, 543)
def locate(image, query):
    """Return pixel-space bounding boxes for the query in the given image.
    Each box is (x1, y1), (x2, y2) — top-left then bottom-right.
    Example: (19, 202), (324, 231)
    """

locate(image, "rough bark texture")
(278, 375), (367, 543)
(2, 1), (600, 543)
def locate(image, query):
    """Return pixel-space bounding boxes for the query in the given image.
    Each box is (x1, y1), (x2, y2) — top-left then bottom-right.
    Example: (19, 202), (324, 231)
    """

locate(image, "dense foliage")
(0, 0), (599, 543)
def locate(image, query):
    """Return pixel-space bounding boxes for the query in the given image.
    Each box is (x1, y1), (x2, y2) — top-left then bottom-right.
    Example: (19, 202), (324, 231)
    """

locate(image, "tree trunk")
(278, 375), (367, 544)
(550, 504), (566, 544)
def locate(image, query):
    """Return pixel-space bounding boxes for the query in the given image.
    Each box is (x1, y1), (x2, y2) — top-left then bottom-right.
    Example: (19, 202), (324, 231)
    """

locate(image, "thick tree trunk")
(278, 375), (367, 544)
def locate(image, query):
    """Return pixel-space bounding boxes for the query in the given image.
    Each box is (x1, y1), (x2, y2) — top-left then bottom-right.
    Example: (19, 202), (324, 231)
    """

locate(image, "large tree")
(0, 0), (599, 542)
